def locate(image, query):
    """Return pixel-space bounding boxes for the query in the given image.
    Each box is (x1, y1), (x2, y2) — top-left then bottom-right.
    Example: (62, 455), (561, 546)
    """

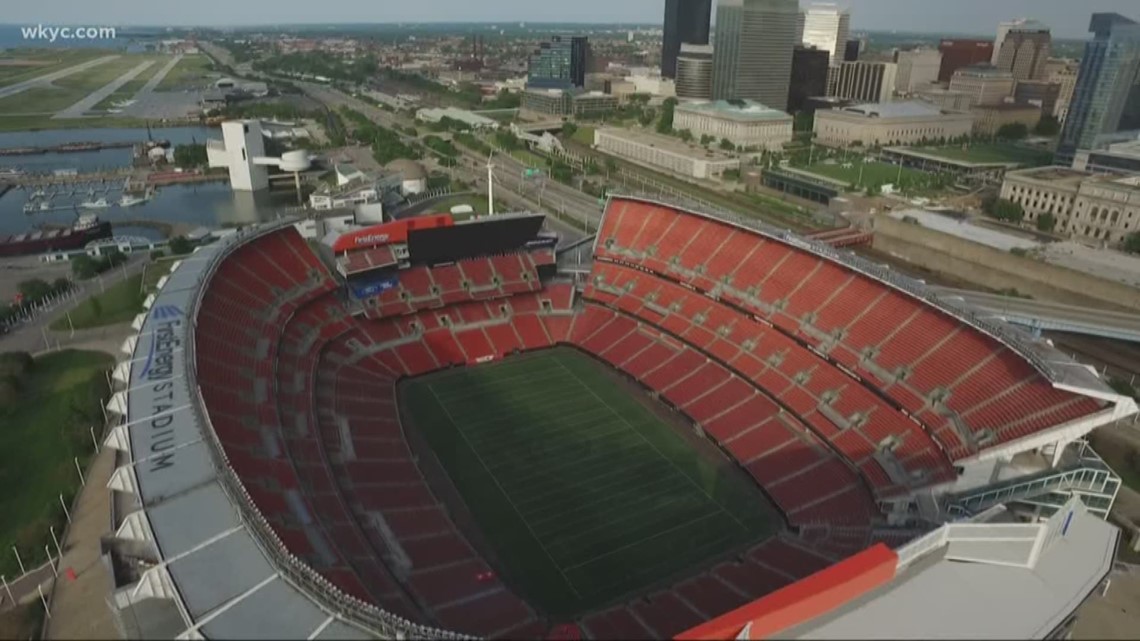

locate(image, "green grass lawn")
(404, 348), (777, 617)
(434, 194), (492, 219)
(0, 54), (161, 114)
(0, 350), (114, 577)
(570, 124), (596, 146)
(907, 143), (1052, 166)
(798, 159), (927, 189)
(154, 54), (215, 91)
(509, 148), (547, 169)
(141, 258), (179, 293)
(51, 273), (145, 332)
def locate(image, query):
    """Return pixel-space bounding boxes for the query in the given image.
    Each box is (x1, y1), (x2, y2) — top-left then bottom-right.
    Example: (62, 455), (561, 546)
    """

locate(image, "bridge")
(516, 120), (565, 134)
(932, 287), (1140, 344)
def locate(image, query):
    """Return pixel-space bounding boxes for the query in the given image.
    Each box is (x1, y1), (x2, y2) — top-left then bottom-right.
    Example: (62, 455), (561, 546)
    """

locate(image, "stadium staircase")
(942, 459), (1119, 518)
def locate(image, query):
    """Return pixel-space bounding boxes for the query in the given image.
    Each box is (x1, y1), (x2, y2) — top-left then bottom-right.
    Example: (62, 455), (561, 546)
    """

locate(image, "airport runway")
(53, 59), (157, 119)
(0, 55), (119, 101)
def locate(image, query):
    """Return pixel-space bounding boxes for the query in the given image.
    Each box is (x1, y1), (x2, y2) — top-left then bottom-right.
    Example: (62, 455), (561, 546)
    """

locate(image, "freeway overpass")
(932, 287), (1140, 344)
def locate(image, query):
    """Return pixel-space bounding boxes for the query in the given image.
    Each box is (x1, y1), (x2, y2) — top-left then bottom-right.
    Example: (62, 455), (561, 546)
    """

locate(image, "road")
(0, 55), (118, 101)
(298, 82), (607, 230)
(932, 286), (1140, 344)
(0, 255), (148, 355)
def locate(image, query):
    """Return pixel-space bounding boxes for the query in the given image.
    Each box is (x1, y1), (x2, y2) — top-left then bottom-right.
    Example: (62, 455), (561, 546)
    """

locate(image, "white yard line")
(426, 382), (582, 599)
(551, 353), (752, 534)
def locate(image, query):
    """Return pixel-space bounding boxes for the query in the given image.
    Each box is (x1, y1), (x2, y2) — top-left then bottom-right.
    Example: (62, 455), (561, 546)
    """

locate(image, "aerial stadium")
(101, 194), (1135, 639)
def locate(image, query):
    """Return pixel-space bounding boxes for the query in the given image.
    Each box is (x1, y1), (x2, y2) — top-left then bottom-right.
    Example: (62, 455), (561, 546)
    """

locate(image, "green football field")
(403, 347), (778, 618)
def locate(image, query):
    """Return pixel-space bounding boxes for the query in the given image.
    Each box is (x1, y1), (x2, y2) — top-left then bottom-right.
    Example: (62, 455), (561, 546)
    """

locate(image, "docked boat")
(0, 167), (24, 177)
(119, 193), (149, 207)
(0, 215), (112, 257)
(79, 198), (111, 209)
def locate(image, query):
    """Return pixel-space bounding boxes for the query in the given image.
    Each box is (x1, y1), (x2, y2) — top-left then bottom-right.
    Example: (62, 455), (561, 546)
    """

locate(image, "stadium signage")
(144, 317), (182, 472)
(355, 233), (389, 246)
(350, 274), (399, 299)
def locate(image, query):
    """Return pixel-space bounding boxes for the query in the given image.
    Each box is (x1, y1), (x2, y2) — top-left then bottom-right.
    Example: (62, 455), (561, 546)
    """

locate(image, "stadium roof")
(680, 497), (1117, 640)
(778, 498), (1118, 639)
(105, 225), (453, 640)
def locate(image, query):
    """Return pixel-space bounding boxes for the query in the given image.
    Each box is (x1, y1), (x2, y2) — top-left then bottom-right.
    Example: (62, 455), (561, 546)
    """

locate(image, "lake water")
(0, 126), (304, 239)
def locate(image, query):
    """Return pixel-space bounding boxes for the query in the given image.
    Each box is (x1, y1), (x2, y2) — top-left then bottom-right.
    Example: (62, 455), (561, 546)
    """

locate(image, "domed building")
(384, 158), (428, 196)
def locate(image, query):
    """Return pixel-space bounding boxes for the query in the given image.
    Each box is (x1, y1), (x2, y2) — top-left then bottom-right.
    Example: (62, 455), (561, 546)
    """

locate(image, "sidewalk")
(42, 442), (118, 640)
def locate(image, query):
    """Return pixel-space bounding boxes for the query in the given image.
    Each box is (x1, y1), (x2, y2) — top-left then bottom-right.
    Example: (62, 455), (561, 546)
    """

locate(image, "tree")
(700, 134), (715, 146)
(604, 157), (618, 175)
(1036, 212), (1057, 232)
(168, 236), (194, 256)
(996, 123), (1029, 140)
(794, 111), (814, 133)
(561, 122), (578, 139)
(719, 138), (736, 151)
(71, 255), (98, 280)
(173, 143), (208, 168)
(984, 197), (1024, 223)
(1125, 232), (1140, 255)
(657, 97), (678, 134)
(17, 279), (52, 303)
(494, 130), (521, 151)
(52, 277), (71, 293)
(638, 108), (657, 127)
(1034, 115), (1061, 137)
(677, 128), (693, 143)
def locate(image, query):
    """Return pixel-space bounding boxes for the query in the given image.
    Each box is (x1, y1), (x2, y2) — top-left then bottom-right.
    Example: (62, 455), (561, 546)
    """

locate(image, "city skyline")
(1, 0), (1138, 39)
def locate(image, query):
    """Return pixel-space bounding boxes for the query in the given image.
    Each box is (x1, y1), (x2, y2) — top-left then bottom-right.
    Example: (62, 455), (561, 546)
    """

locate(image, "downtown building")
(661, 0), (713, 79)
(527, 35), (590, 90)
(1057, 13), (1140, 164)
(673, 99), (794, 150)
(894, 49), (943, 95)
(800, 2), (851, 64)
(948, 64), (1016, 109)
(813, 101), (974, 147)
(938, 39), (995, 83)
(675, 43), (715, 100)
(827, 61), (898, 104)
(712, 0), (799, 110)
(788, 45), (830, 113)
(993, 19), (1052, 81)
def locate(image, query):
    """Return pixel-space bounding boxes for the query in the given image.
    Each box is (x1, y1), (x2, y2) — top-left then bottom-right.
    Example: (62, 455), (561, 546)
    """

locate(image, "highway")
(933, 287), (1140, 344)
(298, 82), (607, 230)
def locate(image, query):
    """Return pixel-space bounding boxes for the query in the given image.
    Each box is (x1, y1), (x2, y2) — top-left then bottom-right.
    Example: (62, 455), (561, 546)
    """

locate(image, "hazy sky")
(4, 0), (1138, 39)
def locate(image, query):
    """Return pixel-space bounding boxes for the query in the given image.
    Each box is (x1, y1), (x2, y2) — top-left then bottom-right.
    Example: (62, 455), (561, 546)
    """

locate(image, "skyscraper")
(662, 0), (713, 79)
(894, 49), (943, 95)
(994, 20), (1052, 81)
(937, 39), (995, 83)
(788, 46), (830, 113)
(712, 0), (799, 109)
(827, 61), (898, 103)
(801, 3), (851, 64)
(1057, 13), (1140, 163)
(676, 43), (715, 100)
(527, 35), (590, 90)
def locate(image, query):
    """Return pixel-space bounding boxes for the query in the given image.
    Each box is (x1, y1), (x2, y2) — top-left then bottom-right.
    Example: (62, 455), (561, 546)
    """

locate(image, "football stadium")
(101, 194), (1137, 639)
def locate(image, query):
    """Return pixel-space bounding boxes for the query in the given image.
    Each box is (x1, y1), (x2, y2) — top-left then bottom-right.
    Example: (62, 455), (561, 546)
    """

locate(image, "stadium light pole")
(74, 458), (84, 486)
(2, 575), (13, 608)
(44, 546), (57, 578)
